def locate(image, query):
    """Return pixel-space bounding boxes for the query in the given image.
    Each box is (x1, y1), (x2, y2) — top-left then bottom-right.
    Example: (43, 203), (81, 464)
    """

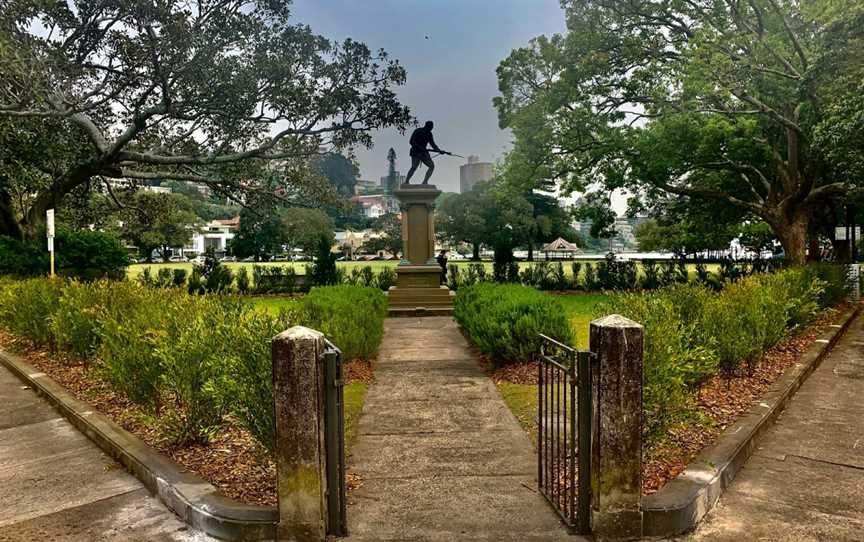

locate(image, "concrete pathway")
(0, 364), (211, 542)
(685, 312), (864, 542)
(346, 316), (575, 541)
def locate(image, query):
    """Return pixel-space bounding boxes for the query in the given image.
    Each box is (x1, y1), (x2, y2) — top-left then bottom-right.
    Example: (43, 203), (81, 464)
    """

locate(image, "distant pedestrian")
(436, 250), (448, 285)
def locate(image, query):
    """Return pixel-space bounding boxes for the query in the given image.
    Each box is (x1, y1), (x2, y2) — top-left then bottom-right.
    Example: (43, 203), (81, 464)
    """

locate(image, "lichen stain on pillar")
(590, 314), (644, 540)
(272, 326), (327, 542)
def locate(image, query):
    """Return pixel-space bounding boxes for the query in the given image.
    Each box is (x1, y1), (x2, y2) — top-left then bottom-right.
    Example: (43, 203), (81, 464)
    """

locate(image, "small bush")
(0, 229), (128, 281)
(583, 263), (597, 290)
(454, 283), (574, 365)
(447, 264), (460, 290)
(571, 262), (582, 289)
(641, 260), (660, 289)
(298, 285), (387, 360)
(236, 267), (250, 295)
(376, 267), (397, 291)
(308, 236), (340, 286)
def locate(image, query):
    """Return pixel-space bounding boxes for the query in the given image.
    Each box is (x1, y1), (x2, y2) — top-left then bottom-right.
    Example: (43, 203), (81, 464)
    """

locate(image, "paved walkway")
(0, 364), (210, 542)
(346, 316), (575, 542)
(685, 312), (864, 542)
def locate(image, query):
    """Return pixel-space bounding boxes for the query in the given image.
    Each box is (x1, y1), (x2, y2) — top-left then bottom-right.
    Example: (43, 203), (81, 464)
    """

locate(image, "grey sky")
(290, 0), (567, 193)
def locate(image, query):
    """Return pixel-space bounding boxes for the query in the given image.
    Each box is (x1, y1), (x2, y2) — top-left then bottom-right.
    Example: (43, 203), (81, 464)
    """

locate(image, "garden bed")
(485, 306), (847, 495)
(0, 329), (374, 507)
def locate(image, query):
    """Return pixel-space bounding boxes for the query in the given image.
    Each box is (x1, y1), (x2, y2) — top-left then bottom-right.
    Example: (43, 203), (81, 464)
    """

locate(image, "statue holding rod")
(404, 121), (462, 185)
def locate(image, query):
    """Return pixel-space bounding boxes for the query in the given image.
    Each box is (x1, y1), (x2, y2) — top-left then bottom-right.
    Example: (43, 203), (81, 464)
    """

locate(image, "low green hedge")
(596, 265), (845, 439)
(454, 283), (574, 365)
(298, 285), (387, 361)
(0, 279), (386, 452)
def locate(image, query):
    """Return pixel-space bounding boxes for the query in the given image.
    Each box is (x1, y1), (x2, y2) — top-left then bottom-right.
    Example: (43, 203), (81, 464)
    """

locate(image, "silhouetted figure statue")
(405, 121), (446, 185)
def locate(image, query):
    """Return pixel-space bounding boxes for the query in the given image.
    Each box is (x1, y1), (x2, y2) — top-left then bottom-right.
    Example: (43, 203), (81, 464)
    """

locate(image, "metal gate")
(323, 340), (347, 537)
(538, 335), (593, 534)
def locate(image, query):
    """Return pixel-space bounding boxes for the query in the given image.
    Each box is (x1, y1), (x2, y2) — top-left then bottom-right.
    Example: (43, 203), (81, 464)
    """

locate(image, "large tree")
(120, 191), (198, 262)
(496, 1), (864, 264)
(314, 152), (359, 196)
(0, 0), (411, 240)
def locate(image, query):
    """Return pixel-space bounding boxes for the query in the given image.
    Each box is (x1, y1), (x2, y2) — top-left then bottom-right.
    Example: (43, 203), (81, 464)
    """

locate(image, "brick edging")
(641, 305), (861, 537)
(0, 348), (278, 541)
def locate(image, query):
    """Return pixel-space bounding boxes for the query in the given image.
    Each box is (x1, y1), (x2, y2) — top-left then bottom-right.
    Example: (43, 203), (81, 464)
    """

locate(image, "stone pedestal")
(388, 184), (455, 316)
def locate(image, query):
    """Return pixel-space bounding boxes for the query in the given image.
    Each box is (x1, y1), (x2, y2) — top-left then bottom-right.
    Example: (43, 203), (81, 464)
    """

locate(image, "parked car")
(168, 255), (186, 262)
(220, 255), (237, 262)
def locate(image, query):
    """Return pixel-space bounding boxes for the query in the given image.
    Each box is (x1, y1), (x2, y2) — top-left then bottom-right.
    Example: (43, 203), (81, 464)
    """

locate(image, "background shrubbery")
(454, 283), (574, 366)
(0, 229), (129, 280)
(0, 279), (385, 451)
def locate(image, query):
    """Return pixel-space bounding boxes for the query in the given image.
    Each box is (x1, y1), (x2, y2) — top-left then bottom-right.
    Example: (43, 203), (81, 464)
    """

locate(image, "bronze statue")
(405, 121), (453, 185)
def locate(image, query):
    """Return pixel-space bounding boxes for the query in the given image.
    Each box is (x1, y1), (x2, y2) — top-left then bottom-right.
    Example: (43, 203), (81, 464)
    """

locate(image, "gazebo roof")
(541, 237), (580, 252)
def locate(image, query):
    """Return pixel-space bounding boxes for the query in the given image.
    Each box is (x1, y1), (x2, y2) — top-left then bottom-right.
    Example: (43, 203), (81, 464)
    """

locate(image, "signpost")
(46, 209), (55, 278)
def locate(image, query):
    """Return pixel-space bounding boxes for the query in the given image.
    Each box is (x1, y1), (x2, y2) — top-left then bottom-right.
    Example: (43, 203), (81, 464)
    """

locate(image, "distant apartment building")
(379, 171), (406, 190)
(459, 156), (494, 193)
(354, 179), (380, 195)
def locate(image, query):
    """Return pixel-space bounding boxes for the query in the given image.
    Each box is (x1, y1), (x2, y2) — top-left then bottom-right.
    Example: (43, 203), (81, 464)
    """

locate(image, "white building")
(352, 194), (397, 218)
(459, 155), (494, 193)
(182, 216), (239, 256)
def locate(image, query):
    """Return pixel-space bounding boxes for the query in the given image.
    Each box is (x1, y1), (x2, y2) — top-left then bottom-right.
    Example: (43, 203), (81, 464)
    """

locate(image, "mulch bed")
(483, 307), (848, 495)
(0, 330), (371, 507)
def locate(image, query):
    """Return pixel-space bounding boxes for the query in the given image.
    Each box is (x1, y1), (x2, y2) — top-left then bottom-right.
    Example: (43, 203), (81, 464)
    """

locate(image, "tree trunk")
(472, 243), (480, 261)
(772, 211), (809, 266)
(20, 165), (95, 239)
(527, 242), (534, 262)
(0, 189), (23, 240)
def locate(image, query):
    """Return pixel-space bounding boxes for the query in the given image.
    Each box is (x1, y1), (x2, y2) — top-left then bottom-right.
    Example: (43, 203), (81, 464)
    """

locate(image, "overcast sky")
(290, 0), (567, 194)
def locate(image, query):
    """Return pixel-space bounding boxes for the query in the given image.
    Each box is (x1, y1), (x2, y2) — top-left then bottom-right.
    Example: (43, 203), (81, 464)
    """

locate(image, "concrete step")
(388, 307), (454, 317)
(388, 294), (455, 303)
(388, 302), (454, 309)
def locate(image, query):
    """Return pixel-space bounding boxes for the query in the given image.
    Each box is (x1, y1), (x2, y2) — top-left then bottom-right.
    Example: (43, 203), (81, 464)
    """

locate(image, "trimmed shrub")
(454, 283), (574, 365)
(447, 264), (460, 290)
(298, 285), (387, 360)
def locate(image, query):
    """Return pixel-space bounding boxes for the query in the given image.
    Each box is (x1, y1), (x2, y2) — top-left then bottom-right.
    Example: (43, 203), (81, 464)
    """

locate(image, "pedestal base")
(387, 265), (455, 316)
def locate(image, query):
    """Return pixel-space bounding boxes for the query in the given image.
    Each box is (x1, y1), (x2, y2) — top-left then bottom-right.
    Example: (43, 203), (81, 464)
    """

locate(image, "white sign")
(46, 209), (55, 238)
(47, 237), (54, 252)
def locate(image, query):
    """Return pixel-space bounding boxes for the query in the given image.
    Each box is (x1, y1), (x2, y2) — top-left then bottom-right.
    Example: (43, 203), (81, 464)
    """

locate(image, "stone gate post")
(272, 326), (328, 542)
(589, 314), (644, 539)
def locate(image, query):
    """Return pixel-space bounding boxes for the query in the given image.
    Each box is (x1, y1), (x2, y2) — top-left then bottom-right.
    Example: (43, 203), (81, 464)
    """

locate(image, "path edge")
(641, 304), (860, 537)
(0, 347), (278, 541)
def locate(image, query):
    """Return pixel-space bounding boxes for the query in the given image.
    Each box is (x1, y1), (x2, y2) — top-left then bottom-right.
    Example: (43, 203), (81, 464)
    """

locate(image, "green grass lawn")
(245, 296), (298, 315)
(557, 293), (609, 348)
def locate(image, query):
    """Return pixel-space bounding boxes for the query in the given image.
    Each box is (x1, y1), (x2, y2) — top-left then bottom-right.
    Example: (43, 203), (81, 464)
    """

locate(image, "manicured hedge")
(0, 279), (386, 452)
(454, 283), (574, 366)
(298, 285), (387, 361)
(596, 265), (847, 438)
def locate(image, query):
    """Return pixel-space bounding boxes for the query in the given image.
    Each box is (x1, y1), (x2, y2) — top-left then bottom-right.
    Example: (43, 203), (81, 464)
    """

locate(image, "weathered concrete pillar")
(272, 326), (327, 542)
(589, 314), (643, 539)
